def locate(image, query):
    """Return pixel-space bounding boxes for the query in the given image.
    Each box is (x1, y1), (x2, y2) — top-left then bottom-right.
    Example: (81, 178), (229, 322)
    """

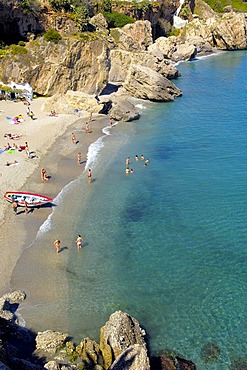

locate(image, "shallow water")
(12, 50), (247, 369)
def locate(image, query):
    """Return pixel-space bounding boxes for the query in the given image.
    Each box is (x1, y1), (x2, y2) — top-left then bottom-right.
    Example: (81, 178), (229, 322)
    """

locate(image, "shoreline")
(0, 97), (110, 295)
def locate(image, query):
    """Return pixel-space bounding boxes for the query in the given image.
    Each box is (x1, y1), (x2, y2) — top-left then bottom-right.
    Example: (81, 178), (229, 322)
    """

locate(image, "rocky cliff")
(0, 2), (246, 119)
(0, 291), (197, 370)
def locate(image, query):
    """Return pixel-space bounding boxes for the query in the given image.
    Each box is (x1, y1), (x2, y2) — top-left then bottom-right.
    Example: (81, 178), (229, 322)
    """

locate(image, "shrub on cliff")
(103, 10), (135, 28)
(10, 44), (28, 55)
(44, 28), (62, 43)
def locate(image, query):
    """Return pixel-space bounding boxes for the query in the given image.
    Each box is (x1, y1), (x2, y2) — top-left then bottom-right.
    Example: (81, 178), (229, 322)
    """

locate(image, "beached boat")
(4, 191), (52, 207)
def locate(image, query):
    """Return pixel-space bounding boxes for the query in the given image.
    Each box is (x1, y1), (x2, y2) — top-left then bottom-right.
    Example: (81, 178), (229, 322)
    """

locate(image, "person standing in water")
(87, 168), (92, 183)
(53, 239), (61, 254)
(76, 235), (83, 250)
(77, 152), (81, 165)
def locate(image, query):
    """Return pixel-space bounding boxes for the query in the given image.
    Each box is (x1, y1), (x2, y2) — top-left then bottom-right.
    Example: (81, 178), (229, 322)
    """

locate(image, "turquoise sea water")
(12, 51), (247, 369)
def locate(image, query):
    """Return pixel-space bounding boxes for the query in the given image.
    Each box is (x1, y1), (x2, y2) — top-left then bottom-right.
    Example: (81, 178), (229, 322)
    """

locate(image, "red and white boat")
(4, 191), (53, 207)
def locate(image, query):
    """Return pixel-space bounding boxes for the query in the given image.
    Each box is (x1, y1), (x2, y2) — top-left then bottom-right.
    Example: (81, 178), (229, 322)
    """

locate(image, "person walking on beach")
(12, 200), (18, 216)
(71, 132), (77, 144)
(23, 199), (28, 215)
(76, 235), (83, 250)
(41, 168), (49, 181)
(25, 142), (30, 159)
(85, 122), (90, 133)
(87, 168), (92, 183)
(77, 152), (81, 165)
(53, 239), (61, 254)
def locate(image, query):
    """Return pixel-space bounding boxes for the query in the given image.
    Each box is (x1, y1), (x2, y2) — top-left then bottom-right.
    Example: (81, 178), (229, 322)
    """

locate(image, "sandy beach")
(0, 97), (109, 295)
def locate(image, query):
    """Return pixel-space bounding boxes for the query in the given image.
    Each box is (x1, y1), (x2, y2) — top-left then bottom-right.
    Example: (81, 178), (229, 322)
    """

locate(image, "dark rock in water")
(176, 355), (196, 369)
(201, 341), (220, 363)
(150, 353), (196, 370)
(229, 358), (247, 370)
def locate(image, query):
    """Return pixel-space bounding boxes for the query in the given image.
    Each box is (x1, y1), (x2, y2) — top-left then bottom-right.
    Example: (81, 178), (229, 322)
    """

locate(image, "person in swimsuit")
(141, 154), (144, 160)
(23, 199), (28, 215)
(135, 155), (139, 162)
(53, 239), (61, 254)
(41, 168), (49, 181)
(126, 167), (130, 174)
(77, 152), (81, 165)
(71, 132), (77, 144)
(85, 122), (90, 133)
(12, 200), (18, 216)
(87, 168), (92, 183)
(126, 157), (130, 166)
(76, 235), (83, 250)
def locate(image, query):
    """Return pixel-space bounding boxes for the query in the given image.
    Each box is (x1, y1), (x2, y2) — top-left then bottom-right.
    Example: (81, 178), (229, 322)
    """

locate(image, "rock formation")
(0, 38), (110, 96)
(35, 330), (69, 355)
(182, 1), (247, 50)
(123, 64), (182, 101)
(0, 291), (197, 369)
(110, 20), (153, 51)
(100, 310), (150, 370)
(109, 49), (180, 83)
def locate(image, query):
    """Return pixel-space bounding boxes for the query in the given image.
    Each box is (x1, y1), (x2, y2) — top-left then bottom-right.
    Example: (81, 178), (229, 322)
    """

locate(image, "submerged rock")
(201, 341), (220, 363)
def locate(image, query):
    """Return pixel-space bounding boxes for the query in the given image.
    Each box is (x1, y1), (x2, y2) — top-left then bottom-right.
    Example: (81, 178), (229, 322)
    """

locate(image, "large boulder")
(100, 311), (149, 370)
(76, 337), (103, 369)
(123, 64), (182, 101)
(35, 330), (68, 355)
(0, 38), (110, 96)
(110, 20), (153, 51)
(109, 94), (140, 121)
(109, 344), (150, 370)
(154, 36), (197, 62)
(65, 91), (101, 113)
(109, 49), (180, 83)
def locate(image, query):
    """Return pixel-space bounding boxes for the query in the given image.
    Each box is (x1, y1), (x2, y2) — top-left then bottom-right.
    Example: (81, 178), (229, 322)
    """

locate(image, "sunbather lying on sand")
(4, 133), (22, 140)
(5, 160), (19, 166)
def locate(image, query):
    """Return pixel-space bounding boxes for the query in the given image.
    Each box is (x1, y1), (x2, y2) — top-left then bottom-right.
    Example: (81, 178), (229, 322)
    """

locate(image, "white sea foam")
(84, 136), (105, 171)
(102, 126), (111, 135)
(135, 104), (146, 110)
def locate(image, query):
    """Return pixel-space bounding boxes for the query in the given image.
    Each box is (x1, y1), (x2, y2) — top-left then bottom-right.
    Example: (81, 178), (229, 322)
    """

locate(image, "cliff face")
(182, 0), (247, 50)
(0, 38), (110, 96)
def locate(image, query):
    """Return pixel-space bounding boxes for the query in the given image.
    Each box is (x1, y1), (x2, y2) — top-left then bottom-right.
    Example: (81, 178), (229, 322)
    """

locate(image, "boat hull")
(4, 191), (52, 207)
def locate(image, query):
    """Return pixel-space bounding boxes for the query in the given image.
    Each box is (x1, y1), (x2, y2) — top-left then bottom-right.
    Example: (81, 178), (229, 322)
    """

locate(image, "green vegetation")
(73, 5), (90, 31)
(204, 0), (247, 12)
(103, 10), (135, 28)
(44, 28), (62, 43)
(10, 44), (28, 55)
(20, 0), (41, 15)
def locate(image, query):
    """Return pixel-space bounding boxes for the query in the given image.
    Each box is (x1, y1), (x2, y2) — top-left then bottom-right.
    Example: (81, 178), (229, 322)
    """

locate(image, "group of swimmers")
(125, 154), (149, 174)
(53, 234), (83, 254)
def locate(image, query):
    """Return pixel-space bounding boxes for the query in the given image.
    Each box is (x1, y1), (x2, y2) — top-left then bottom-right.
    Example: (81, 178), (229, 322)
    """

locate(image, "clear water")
(12, 51), (247, 369)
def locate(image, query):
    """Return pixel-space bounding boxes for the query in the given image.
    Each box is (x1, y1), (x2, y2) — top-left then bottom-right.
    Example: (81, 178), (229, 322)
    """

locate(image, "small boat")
(4, 191), (53, 208)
